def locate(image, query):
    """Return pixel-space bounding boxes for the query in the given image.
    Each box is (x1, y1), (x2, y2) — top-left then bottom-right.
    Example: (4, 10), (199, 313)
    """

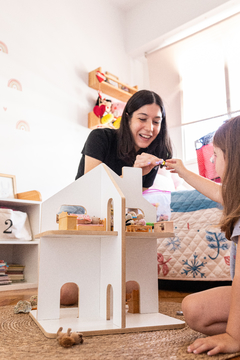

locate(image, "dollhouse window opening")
(107, 198), (114, 231)
(60, 282), (79, 311)
(126, 280), (140, 314)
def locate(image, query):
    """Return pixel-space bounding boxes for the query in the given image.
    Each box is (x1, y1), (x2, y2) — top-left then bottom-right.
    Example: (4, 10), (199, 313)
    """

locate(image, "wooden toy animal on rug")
(57, 327), (84, 348)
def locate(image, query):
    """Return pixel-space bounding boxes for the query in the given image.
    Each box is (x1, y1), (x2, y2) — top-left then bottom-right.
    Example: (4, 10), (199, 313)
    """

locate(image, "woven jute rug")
(0, 302), (240, 360)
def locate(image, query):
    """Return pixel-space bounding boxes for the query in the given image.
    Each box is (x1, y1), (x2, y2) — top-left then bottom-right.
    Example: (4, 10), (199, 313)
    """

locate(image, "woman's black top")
(75, 128), (160, 188)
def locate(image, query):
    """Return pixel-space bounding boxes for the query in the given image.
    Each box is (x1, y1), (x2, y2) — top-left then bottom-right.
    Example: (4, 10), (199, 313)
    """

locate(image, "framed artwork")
(0, 174), (17, 199)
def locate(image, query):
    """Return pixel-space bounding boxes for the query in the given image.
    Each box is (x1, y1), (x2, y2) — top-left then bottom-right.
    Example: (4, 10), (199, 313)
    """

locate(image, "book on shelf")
(0, 280), (12, 285)
(0, 260), (12, 284)
(7, 274), (24, 281)
(0, 274), (12, 285)
(0, 263), (8, 269)
(0, 274), (10, 280)
(7, 264), (25, 272)
(6, 264), (25, 282)
(0, 269), (8, 273)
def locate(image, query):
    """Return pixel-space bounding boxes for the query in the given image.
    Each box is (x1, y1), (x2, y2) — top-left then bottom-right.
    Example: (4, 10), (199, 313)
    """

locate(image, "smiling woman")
(128, 103), (162, 151)
(75, 90), (173, 190)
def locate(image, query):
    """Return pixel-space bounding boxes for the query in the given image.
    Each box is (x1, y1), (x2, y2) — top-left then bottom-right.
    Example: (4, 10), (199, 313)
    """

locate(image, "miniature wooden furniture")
(126, 225), (152, 233)
(58, 212), (78, 230)
(58, 212), (107, 231)
(31, 165), (184, 337)
(16, 190), (42, 201)
(154, 221), (174, 233)
(77, 218), (106, 231)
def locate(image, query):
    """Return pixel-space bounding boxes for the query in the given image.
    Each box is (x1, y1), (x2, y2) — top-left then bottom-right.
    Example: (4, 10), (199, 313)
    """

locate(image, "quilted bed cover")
(157, 190), (231, 281)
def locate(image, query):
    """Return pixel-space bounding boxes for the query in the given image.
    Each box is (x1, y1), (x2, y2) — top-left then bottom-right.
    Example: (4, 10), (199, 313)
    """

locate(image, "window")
(147, 12), (240, 163)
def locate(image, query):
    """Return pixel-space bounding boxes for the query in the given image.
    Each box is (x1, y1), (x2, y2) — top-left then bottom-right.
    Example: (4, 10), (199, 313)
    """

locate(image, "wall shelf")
(88, 67), (138, 129)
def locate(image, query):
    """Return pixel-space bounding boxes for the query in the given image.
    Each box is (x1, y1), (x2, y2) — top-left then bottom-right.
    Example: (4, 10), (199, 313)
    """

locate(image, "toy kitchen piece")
(31, 165), (184, 337)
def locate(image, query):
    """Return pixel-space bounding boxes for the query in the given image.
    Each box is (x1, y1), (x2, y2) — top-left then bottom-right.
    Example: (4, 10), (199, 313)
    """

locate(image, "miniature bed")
(157, 189), (231, 281)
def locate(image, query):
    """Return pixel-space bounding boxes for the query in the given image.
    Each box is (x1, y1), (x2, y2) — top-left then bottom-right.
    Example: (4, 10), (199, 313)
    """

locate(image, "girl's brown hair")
(213, 116), (240, 239)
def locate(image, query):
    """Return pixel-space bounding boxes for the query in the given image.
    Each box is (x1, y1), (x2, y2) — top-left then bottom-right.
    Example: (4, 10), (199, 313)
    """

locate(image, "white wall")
(0, 0), (136, 200)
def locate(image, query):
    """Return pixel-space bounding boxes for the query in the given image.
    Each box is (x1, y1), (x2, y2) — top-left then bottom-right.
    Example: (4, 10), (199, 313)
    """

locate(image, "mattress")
(157, 190), (231, 281)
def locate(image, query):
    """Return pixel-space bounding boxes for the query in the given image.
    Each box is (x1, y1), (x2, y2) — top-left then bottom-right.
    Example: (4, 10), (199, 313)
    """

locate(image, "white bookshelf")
(0, 198), (41, 291)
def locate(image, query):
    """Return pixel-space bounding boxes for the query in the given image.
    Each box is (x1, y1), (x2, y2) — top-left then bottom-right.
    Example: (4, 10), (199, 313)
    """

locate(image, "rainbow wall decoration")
(16, 120), (30, 132)
(0, 41), (8, 53)
(8, 79), (22, 91)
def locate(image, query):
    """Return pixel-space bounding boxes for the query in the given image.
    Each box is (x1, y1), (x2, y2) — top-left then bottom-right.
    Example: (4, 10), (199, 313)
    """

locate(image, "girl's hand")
(165, 159), (187, 178)
(187, 333), (240, 356)
(133, 153), (163, 176)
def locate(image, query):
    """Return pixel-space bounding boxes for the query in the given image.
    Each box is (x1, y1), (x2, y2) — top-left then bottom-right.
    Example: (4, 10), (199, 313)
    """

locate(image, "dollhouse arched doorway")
(106, 284), (113, 320)
(126, 280), (140, 314)
(107, 198), (114, 231)
(60, 282), (79, 314)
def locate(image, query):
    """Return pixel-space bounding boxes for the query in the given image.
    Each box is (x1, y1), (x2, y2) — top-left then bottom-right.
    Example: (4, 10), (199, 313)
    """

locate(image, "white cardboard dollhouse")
(30, 164), (184, 337)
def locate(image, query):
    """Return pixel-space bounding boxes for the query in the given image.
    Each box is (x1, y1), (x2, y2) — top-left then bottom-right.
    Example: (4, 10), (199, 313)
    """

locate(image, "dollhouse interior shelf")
(35, 230), (174, 239)
(35, 230), (118, 238)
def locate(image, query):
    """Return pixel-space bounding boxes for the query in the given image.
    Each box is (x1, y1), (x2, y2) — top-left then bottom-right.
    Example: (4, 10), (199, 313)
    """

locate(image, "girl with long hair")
(166, 116), (240, 356)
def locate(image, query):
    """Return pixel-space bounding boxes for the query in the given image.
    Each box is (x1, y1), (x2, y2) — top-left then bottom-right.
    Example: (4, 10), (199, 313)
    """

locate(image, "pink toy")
(74, 214), (92, 224)
(111, 102), (125, 118)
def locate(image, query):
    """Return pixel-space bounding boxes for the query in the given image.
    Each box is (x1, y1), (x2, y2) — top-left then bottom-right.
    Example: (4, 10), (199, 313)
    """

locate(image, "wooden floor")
(0, 281), (239, 359)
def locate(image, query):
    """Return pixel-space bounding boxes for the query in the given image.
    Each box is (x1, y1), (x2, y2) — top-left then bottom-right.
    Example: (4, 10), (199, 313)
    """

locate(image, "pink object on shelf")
(70, 214), (92, 224)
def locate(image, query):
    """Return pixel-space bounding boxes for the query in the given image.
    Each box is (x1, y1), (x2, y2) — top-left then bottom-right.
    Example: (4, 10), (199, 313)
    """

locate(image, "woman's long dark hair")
(117, 90), (173, 164)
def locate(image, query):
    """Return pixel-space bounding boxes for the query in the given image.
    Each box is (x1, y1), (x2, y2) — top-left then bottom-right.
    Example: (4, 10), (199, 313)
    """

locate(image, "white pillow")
(151, 173), (175, 192)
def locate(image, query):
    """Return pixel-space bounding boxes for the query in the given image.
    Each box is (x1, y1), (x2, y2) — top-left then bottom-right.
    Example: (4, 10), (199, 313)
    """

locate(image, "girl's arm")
(166, 159), (223, 204)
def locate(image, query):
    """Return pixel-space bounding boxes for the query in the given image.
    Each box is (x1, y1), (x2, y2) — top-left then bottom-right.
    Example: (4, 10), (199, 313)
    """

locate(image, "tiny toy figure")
(57, 327), (83, 348)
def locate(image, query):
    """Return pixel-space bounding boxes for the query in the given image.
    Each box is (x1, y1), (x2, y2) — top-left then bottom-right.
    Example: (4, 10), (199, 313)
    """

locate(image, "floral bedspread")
(157, 190), (231, 281)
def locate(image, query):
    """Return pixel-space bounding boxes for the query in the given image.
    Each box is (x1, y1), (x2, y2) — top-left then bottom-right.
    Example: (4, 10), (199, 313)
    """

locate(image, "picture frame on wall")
(0, 174), (17, 199)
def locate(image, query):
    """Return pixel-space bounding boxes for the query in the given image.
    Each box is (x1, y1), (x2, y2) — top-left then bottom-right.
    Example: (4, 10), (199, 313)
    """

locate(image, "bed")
(156, 189), (231, 281)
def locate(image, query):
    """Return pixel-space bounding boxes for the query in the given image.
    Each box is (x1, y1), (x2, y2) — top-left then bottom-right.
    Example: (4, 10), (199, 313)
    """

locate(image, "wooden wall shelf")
(88, 67), (138, 129)
(88, 67), (138, 103)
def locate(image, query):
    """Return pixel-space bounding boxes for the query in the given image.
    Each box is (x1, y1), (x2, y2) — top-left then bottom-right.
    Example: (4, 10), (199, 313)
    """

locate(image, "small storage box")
(0, 208), (32, 241)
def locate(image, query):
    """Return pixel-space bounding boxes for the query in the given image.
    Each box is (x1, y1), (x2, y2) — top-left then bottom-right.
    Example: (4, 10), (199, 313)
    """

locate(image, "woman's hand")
(165, 158), (187, 178)
(187, 333), (240, 356)
(133, 152), (163, 176)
